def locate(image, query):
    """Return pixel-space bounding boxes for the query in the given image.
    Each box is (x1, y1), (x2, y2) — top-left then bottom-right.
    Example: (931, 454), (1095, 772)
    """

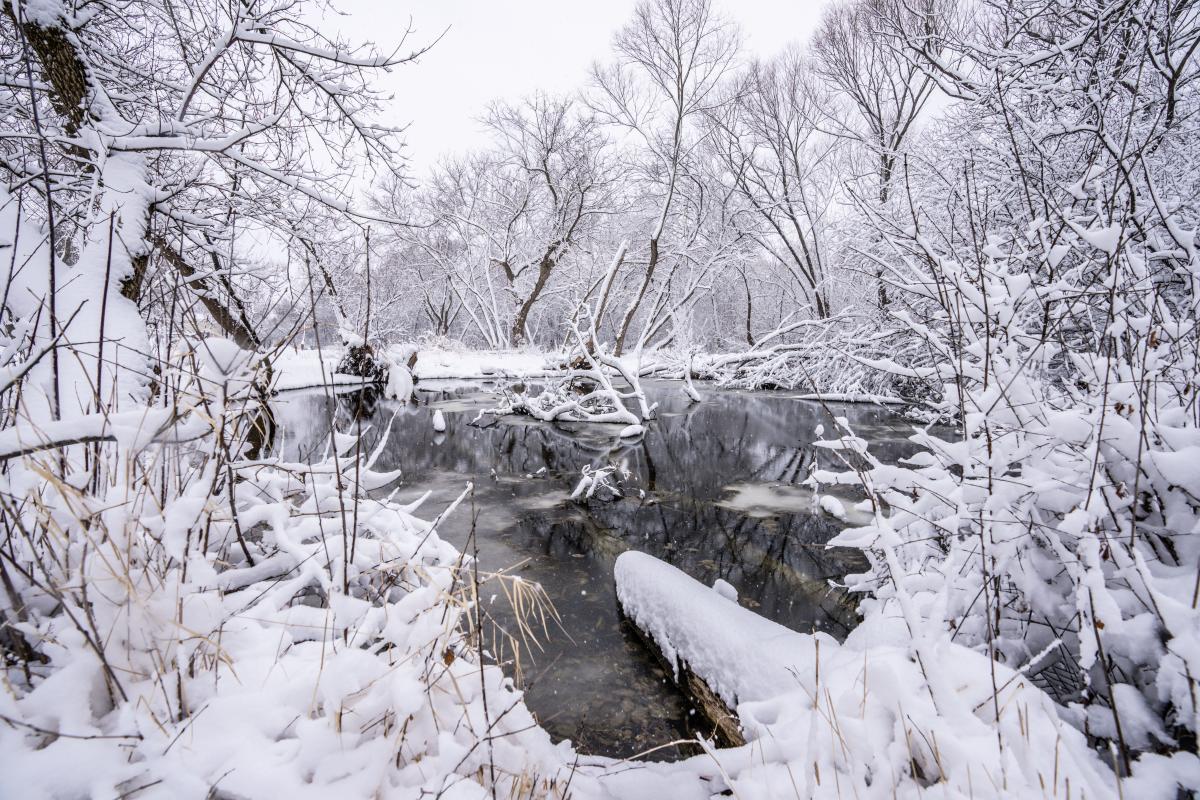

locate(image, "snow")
(0, 420), (591, 799)
(0, 406), (201, 459)
(406, 348), (566, 380)
(383, 358), (414, 400)
(272, 347), (569, 392)
(569, 463), (626, 500)
(711, 577), (738, 602)
(0, 182), (151, 423)
(1070, 221), (1124, 255)
(615, 551), (1125, 799)
(272, 347), (370, 391)
(817, 494), (847, 520)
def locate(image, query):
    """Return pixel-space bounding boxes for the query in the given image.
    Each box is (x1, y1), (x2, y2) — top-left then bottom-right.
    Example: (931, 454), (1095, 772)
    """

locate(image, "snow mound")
(817, 494), (847, 520)
(711, 577), (738, 602)
(384, 359), (414, 401)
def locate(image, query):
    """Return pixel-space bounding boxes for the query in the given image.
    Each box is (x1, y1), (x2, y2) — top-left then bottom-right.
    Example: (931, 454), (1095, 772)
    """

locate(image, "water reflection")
(273, 380), (921, 759)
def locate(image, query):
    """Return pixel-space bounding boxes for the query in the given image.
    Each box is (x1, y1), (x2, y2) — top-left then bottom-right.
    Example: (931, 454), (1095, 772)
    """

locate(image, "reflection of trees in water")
(335, 384), (382, 421)
(277, 384), (890, 639)
(271, 383), (916, 758)
(280, 384), (923, 497)
(589, 500), (861, 637)
(280, 389), (641, 480)
(502, 498), (861, 639)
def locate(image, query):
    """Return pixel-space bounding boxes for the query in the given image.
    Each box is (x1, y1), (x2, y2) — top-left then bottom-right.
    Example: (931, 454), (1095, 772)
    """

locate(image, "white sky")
(324, 0), (831, 177)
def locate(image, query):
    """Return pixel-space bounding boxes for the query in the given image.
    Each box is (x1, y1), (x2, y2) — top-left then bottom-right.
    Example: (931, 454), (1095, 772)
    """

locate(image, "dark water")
(272, 380), (920, 759)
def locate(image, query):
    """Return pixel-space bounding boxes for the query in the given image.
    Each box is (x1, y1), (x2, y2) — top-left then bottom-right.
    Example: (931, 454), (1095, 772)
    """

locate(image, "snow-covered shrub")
(0, 184), (572, 799)
(0, 357), (580, 797)
(335, 341), (389, 382)
(811, 0), (1200, 790)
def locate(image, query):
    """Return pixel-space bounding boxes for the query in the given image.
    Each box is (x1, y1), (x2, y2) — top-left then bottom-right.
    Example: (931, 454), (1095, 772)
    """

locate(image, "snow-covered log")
(614, 551), (1121, 798)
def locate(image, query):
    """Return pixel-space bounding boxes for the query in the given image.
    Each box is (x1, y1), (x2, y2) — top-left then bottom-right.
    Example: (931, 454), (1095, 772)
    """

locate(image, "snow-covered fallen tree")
(496, 245), (658, 428)
(615, 551), (1123, 798)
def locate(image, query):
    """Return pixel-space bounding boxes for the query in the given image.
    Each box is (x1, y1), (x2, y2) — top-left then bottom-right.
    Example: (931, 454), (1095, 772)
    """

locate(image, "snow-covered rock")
(817, 494), (847, 520)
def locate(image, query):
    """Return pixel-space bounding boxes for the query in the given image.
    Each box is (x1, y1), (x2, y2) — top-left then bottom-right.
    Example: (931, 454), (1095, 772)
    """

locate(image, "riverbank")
(272, 345), (907, 406)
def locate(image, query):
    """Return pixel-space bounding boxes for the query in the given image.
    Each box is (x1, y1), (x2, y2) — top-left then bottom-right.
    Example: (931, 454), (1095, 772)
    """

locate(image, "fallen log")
(613, 552), (1120, 799)
(614, 553), (762, 748)
(614, 551), (825, 715)
(618, 610), (745, 748)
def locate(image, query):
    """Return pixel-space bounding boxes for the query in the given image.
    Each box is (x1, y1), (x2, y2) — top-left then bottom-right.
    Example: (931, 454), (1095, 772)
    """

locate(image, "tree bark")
(618, 610), (746, 748)
(510, 256), (555, 346)
(4, 2), (89, 138)
(149, 236), (261, 350)
(613, 237), (660, 356)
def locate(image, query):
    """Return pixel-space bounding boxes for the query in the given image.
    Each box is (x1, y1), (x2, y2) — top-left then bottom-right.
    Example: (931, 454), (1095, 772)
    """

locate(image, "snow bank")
(615, 551), (1122, 799)
(273, 347), (570, 391)
(273, 347), (372, 391)
(406, 348), (566, 380)
(0, 436), (592, 799)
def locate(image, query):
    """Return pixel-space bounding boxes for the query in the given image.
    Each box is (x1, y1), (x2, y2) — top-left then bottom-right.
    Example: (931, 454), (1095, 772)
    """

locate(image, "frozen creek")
(272, 380), (922, 760)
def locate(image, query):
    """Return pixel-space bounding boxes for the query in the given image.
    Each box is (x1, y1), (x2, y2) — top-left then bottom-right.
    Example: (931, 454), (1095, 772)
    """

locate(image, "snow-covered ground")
(408, 348), (568, 380)
(272, 347), (368, 390)
(7, 333), (1195, 798)
(272, 345), (908, 406)
(272, 347), (569, 391)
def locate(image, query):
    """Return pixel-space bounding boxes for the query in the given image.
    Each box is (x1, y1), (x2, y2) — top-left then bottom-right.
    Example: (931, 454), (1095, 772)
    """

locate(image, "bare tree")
(812, 0), (944, 308)
(707, 51), (837, 319)
(1, 0), (430, 379)
(394, 95), (615, 347)
(590, 0), (740, 355)
(484, 94), (617, 345)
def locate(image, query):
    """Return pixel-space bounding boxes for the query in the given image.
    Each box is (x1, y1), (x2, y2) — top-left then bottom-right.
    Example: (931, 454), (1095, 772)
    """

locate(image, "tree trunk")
(510, 256), (555, 346)
(150, 236), (261, 350)
(613, 237), (660, 356)
(618, 609), (746, 748)
(742, 270), (756, 347)
(5, 3), (89, 138)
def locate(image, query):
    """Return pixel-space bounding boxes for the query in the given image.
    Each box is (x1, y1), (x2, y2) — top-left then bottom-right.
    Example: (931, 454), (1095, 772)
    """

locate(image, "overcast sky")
(324, 0), (831, 177)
